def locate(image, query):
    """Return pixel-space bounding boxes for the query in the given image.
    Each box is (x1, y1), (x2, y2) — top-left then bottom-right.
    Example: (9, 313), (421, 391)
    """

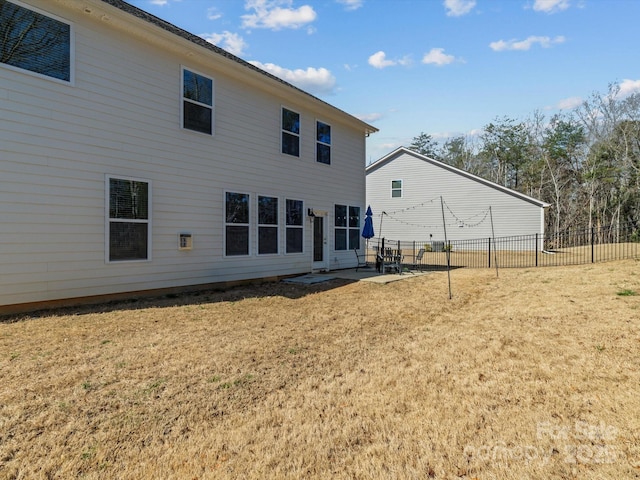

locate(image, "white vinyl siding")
(0, 0), (371, 309)
(366, 149), (546, 243)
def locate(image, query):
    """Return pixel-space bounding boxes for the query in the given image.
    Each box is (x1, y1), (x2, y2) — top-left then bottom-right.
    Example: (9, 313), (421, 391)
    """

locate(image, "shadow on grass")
(0, 277), (358, 324)
(413, 264), (465, 272)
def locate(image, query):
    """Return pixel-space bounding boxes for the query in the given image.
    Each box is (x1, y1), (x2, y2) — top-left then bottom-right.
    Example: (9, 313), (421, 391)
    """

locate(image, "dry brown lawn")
(1, 260), (640, 479)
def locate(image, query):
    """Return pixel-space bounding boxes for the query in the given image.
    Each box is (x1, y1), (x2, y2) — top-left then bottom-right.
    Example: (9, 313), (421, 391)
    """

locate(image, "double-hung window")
(334, 205), (348, 250)
(258, 196), (278, 255)
(334, 204), (360, 251)
(182, 67), (213, 135)
(281, 107), (300, 156)
(285, 199), (303, 254)
(391, 180), (402, 198)
(225, 192), (250, 256)
(0, 0), (72, 83)
(107, 176), (150, 262)
(316, 121), (331, 165)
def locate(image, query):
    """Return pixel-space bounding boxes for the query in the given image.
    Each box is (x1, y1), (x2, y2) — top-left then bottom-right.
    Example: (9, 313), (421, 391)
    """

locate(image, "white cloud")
(617, 79), (640, 98)
(249, 61), (336, 95)
(207, 7), (222, 20)
(533, 0), (570, 13)
(150, 0), (169, 5)
(337, 0), (363, 11)
(422, 48), (455, 66)
(367, 51), (411, 69)
(444, 0), (476, 17)
(200, 32), (247, 56)
(556, 96), (583, 110)
(368, 51), (396, 69)
(242, 0), (316, 30)
(357, 112), (383, 123)
(490, 35), (565, 51)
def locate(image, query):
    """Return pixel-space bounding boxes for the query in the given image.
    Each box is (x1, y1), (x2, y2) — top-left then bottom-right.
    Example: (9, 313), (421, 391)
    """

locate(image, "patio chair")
(354, 248), (368, 271)
(380, 248), (403, 274)
(412, 248), (425, 271)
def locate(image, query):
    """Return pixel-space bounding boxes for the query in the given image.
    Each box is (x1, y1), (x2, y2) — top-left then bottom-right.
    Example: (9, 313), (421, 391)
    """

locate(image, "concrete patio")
(283, 266), (429, 285)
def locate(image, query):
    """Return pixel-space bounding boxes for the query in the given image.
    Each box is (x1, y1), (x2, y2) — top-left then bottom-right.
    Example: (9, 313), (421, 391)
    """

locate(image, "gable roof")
(366, 147), (550, 208)
(92, 0), (377, 135)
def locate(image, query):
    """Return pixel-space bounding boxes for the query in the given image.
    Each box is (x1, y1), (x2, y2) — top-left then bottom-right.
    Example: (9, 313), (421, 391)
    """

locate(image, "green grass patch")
(616, 289), (638, 296)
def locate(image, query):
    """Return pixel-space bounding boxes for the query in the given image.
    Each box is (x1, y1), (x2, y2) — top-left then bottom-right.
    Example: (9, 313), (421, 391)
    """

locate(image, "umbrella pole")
(366, 238), (369, 264)
(441, 196), (452, 300)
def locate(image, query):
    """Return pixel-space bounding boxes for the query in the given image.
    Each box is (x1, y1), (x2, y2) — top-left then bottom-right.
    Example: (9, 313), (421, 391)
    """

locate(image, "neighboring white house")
(0, 0), (377, 312)
(366, 147), (549, 245)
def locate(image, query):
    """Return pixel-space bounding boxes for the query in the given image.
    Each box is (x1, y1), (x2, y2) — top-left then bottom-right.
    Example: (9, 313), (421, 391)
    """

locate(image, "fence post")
(535, 233), (539, 267)
(488, 237), (491, 268)
(591, 227), (595, 263)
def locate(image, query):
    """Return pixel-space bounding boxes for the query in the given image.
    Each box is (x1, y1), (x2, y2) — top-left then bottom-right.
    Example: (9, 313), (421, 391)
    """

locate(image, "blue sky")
(128, 0), (640, 163)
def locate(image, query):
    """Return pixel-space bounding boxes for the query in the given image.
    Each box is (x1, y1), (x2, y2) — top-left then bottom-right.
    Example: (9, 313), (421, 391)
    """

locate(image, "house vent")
(178, 233), (193, 250)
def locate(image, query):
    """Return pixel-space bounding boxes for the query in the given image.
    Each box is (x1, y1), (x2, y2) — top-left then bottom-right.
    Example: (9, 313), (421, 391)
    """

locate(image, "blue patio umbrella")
(362, 205), (375, 239)
(361, 206), (375, 266)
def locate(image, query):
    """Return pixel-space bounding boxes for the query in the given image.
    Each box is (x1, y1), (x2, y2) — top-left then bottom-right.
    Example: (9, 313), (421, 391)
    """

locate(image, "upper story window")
(391, 180), (403, 198)
(182, 67), (213, 135)
(316, 121), (331, 165)
(0, 0), (72, 83)
(107, 176), (151, 262)
(281, 107), (300, 157)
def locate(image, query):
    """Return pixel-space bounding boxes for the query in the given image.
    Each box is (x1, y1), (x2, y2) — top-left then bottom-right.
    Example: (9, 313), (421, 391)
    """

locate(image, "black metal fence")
(367, 223), (640, 270)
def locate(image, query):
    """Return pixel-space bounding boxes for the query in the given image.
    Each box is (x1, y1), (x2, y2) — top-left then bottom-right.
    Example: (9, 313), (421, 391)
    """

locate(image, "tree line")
(409, 83), (640, 238)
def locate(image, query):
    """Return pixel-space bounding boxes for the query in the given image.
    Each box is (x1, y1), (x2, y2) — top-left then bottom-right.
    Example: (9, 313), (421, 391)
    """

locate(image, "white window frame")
(257, 194), (279, 256)
(391, 179), (403, 198)
(224, 190), (251, 257)
(181, 65), (214, 135)
(105, 175), (152, 263)
(334, 204), (361, 251)
(281, 106), (301, 157)
(0, 0), (75, 85)
(315, 119), (331, 165)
